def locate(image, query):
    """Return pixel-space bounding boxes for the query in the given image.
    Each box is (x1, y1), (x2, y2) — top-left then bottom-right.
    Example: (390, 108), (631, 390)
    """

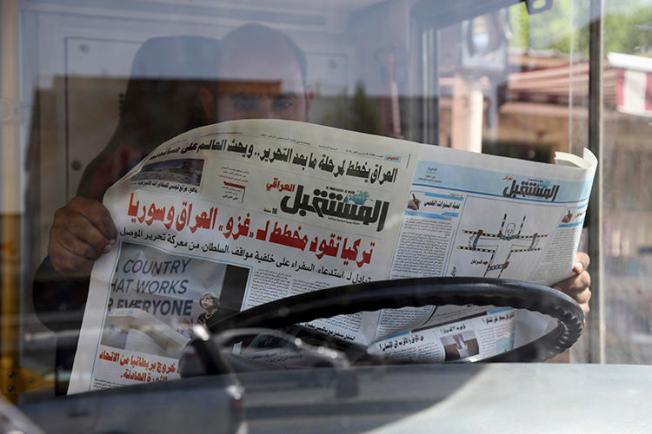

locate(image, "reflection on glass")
(0, 0), (619, 405)
(602, 0), (652, 364)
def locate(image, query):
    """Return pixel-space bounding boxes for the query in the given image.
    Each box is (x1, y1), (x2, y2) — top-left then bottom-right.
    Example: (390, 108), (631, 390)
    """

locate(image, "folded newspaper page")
(68, 119), (596, 393)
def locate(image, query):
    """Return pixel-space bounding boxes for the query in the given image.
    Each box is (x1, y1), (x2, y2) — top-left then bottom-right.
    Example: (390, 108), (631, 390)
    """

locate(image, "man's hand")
(552, 252), (591, 315)
(48, 196), (117, 277)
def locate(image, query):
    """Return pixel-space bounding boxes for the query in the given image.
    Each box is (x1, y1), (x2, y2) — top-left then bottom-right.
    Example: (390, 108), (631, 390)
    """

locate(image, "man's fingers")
(64, 212), (114, 254)
(68, 196), (117, 241)
(48, 196), (117, 278)
(581, 302), (590, 316)
(550, 252), (591, 313)
(49, 241), (94, 276)
(55, 228), (101, 260)
(553, 272), (591, 312)
(554, 270), (590, 292)
(566, 271), (591, 294)
(572, 252), (590, 274)
(574, 287), (592, 305)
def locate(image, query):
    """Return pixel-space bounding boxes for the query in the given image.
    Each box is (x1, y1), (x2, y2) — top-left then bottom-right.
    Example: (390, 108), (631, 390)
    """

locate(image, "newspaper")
(68, 119), (596, 393)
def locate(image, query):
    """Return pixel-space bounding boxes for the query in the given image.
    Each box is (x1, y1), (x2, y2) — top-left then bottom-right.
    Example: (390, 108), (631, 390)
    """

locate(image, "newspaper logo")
(280, 184), (389, 231)
(502, 177), (560, 202)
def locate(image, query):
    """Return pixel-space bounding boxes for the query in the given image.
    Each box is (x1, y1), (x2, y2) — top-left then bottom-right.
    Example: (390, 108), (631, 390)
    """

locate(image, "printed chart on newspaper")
(68, 119), (414, 393)
(373, 146), (596, 362)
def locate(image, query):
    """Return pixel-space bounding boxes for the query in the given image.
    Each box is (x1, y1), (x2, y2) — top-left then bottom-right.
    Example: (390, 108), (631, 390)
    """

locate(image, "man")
(33, 35), (222, 333)
(201, 23), (311, 123)
(36, 25), (315, 324)
(36, 23), (591, 366)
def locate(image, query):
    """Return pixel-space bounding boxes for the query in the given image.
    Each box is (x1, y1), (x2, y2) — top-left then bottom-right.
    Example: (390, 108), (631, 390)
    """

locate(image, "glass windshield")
(1, 0), (650, 431)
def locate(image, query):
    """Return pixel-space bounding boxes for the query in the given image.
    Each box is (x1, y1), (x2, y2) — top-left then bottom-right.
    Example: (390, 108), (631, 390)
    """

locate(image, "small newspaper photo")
(68, 119), (597, 394)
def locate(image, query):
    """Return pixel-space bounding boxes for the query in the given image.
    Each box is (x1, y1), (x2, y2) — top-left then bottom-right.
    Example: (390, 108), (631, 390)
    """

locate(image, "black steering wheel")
(183, 277), (583, 376)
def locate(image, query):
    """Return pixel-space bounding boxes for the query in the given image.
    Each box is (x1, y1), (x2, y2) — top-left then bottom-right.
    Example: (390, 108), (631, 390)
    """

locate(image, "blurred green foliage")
(510, 0), (652, 57)
(322, 83), (381, 135)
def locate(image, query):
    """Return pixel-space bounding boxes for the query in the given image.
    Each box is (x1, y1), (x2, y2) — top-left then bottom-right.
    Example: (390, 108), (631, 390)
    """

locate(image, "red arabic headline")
(128, 192), (217, 233)
(126, 192), (376, 268)
(99, 349), (177, 383)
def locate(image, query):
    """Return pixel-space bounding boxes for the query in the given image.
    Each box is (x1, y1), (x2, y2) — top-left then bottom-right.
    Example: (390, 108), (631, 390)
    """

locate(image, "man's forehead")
(217, 46), (304, 93)
(217, 80), (284, 95)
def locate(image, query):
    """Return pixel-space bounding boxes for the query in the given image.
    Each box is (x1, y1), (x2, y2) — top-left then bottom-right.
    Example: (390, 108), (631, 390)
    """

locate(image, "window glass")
(602, 0), (652, 364)
(0, 0), (616, 418)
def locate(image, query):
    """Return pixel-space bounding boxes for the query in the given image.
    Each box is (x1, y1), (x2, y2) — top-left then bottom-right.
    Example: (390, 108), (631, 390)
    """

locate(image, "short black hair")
(219, 23), (307, 87)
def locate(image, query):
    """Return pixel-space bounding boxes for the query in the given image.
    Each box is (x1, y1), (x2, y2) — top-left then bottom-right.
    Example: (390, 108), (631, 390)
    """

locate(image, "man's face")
(215, 44), (307, 122)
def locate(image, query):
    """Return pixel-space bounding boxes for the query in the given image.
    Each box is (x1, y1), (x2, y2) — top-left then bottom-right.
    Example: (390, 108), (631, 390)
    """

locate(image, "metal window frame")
(1, 0), (22, 402)
(586, 0), (605, 363)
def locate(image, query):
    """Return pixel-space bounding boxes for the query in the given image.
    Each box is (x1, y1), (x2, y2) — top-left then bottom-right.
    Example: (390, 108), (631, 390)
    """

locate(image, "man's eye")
(231, 94), (259, 112)
(272, 95), (296, 110)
